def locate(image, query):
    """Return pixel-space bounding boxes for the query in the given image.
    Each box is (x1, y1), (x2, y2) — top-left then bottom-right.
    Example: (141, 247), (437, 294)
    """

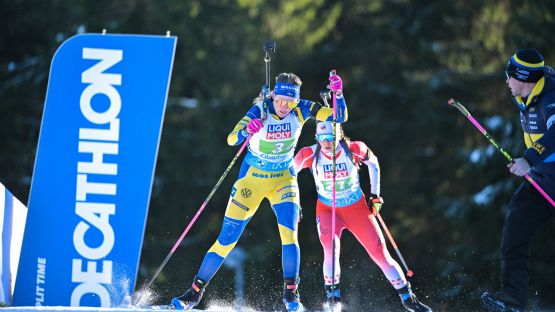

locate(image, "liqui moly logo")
(266, 123), (292, 140)
(323, 163), (348, 178)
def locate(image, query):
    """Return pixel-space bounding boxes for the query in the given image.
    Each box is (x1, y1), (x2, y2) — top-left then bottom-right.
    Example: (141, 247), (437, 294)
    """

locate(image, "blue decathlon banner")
(12, 33), (176, 307)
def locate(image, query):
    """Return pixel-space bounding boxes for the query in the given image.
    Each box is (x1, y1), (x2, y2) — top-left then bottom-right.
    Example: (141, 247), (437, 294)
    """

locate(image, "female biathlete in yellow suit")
(171, 72), (347, 311)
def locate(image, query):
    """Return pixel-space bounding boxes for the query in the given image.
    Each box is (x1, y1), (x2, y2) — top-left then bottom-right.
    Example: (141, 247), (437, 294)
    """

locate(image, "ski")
(148, 305), (176, 310)
(323, 301), (343, 312)
(130, 305), (176, 310)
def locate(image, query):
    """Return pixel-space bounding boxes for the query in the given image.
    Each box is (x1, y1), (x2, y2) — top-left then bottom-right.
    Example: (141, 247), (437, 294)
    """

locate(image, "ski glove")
(329, 74), (343, 93)
(246, 118), (264, 134)
(368, 194), (384, 216)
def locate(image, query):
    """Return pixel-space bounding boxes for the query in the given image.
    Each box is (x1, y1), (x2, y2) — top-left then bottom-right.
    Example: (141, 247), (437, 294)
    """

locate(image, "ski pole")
(319, 90), (331, 107)
(262, 40), (276, 96)
(375, 213), (414, 277)
(448, 98), (555, 208)
(330, 69), (338, 302)
(133, 137), (251, 305)
(260, 40), (276, 120)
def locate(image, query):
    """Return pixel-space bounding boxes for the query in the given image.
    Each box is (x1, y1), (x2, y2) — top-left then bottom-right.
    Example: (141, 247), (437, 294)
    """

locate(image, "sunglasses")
(274, 97), (299, 109)
(316, 134), (335, 142)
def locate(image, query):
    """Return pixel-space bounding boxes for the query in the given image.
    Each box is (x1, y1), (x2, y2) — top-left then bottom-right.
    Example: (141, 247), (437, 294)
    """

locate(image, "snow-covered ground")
(1, 307), (187, 312)
(1, 304), (276, 312)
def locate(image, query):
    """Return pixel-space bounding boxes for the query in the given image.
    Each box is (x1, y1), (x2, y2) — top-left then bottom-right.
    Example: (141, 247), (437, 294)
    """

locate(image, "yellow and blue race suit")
(196, 95), (347, 283)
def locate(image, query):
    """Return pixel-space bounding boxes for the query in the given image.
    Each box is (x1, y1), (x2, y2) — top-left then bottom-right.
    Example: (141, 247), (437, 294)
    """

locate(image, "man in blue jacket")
(482, 48), (555, 312)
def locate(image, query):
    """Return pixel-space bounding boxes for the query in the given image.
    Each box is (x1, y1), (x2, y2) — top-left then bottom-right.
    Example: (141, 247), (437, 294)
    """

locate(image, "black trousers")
(500, 181), (554, 307)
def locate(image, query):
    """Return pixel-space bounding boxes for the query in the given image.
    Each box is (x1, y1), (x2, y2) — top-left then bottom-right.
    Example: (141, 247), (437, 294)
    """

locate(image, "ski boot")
(323, 284), (342, 312)
(171, 276), (207, 310)
(481, 291), (524, 312)
(397, 283), (432, 312)
(283, 279), (304, 311)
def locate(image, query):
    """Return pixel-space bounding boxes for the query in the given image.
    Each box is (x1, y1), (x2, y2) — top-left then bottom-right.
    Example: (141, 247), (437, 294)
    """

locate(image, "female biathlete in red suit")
(293, 121), (432, 312)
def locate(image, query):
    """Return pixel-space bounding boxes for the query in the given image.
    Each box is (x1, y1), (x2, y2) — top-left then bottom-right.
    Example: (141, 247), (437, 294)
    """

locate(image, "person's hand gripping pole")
(448, 98), (555, 208)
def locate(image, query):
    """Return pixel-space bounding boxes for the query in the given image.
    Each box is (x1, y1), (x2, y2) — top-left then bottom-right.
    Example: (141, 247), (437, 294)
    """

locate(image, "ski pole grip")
(448, 98), (471, 117)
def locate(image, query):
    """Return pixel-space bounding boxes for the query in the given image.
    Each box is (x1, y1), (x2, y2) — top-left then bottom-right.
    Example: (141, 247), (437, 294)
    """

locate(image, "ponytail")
(340, 137), (359, 170)
(314, 144), (322, 175)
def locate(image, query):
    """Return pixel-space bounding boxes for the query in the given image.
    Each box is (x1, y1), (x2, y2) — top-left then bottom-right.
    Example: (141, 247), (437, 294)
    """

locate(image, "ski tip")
(407, 270), (414, 277)
(129, 304), (176, 310)
(447, 98), (455, 105)
(150, 305), (176, 310)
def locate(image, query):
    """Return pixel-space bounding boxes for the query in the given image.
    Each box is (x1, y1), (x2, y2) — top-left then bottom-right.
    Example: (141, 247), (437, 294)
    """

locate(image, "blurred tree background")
(2, 0), (555, 311)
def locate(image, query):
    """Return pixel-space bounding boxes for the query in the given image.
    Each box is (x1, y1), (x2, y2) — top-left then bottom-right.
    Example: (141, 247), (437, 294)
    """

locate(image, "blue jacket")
(517, 66), (555, 191)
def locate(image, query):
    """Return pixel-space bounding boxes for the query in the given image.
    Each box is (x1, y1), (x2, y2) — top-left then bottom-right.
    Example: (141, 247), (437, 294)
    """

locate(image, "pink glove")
(329, 74), (343, 92)
(246, 118), (263, 134)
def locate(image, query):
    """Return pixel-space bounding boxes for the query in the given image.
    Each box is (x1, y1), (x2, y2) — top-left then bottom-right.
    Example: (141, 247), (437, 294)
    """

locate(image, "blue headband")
(274, 82), (300, 98)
